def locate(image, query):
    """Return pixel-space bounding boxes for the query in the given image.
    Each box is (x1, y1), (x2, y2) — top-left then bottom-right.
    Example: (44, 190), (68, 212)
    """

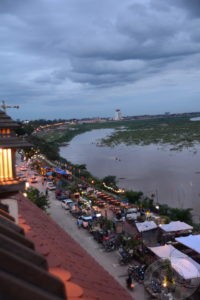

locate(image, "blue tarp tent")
(55, 168), (67, 175)
(46, 171), (53, 176)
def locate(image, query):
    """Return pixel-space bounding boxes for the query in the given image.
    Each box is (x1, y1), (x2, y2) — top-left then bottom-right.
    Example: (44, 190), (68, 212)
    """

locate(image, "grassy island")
(34, 116), (200, 152)
(99, 117), (200, 150)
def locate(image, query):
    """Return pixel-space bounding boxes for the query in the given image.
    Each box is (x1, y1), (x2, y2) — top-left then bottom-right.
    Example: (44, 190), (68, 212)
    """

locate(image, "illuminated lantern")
(0, 110), (31, 193)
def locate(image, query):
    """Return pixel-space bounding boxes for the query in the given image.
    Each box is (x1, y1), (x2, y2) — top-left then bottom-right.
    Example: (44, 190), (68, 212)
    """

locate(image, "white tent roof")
(175, 235), (200, 255)
(135, 221), (157, 232)
(149, 244), (200, 280)
(159, 221), (193, 233)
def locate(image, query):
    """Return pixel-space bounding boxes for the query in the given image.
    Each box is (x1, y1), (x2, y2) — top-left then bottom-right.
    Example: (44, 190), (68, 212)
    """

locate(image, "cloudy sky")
(1, 0), (200, 120)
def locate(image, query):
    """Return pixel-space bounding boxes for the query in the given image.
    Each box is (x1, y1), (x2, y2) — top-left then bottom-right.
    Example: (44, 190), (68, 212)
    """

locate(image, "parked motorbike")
(102, 235), (118, 252)
(118, 247), (133, 265)
(128, 264), (147, 283)
(151, 279), (162, 294)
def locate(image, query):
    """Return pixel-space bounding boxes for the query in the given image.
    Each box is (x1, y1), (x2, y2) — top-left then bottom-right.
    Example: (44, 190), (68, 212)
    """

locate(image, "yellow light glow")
(8, 148), (12, 178)
(162, 277), (168, 288)
(0, 148), (13, 181)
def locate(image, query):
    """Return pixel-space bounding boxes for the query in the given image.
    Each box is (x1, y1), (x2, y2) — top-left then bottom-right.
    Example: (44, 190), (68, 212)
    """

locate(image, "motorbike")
(151, 279), (162, 294)
(128, 264), (147, 283)
(103, 235), (119, 252)
(118, 247), (133, 265)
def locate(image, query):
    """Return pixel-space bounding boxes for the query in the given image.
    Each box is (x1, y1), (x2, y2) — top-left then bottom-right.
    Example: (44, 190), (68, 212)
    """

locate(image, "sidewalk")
(25, 169), (150, 299)
(45, 186), (150, 299)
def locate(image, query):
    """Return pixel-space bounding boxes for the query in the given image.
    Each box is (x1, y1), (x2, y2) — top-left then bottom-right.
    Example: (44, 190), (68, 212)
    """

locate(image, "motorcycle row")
(91, 229), (168, 294)
(90, 228), (148, 291)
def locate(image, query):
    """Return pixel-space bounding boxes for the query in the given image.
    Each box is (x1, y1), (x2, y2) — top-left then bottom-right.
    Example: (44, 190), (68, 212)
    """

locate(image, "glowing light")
(0, 148), (13, 181)
(162, 277), (168, 288)
(25, 182), (30, 189)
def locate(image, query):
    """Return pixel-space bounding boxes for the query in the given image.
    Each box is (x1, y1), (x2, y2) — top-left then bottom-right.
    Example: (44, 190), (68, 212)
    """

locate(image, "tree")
(103, 175), (117, 187)
(26, 187), (50, 211)
(125, 190), (143, 204)
(168, 207), (193, 224)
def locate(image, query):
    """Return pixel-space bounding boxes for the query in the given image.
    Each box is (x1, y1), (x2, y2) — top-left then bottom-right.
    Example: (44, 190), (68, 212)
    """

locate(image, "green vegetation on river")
(37, 115), (200, 152)
(100, 117), (200, 150)
(18, 114), (200, 162)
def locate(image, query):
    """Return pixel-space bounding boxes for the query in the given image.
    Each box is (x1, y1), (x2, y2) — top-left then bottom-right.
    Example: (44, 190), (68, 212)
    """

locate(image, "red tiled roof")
(16, 193), (133, 300)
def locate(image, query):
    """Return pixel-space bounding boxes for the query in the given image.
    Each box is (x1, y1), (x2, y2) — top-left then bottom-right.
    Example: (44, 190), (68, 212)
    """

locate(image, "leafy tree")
(16, 122), (35, 136)
(103, 175), (117, 187)
(140, 197), (154, 209)
(26, 187), (50, 211)
(168, 207), (193, 224)
(159, 204), (170, 216)
(26, 135), (60, 161)
(125, 190), (143, 204)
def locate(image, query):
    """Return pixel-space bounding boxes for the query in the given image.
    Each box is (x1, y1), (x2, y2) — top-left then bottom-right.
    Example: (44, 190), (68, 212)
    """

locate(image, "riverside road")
(24, 169), (150, 300)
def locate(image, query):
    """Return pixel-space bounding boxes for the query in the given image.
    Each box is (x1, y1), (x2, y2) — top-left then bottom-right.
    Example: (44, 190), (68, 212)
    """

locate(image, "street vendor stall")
(158, 221), (193, 244)
(159, 221), (193, 233)
(136, 221), (158, 232)
(149, 244), (200, 280)
(175, 235), (200, 255)
(135, 221), (158, 246)
(146, 244), (200, 299)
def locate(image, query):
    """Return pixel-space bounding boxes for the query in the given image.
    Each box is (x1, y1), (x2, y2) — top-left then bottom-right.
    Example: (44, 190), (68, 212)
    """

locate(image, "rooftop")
(13, 192), (132, 300)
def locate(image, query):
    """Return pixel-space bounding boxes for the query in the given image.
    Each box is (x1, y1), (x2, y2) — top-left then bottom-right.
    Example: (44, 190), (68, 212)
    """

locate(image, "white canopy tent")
(175, 235), (200, 255)
(135, 221), (157, 232)
(149, 244), (200, 280)
(159, 221), (193, 233)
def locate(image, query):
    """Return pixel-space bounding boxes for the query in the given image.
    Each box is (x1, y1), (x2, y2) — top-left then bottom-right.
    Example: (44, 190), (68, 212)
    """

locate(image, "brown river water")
(60, 129), (200, 222)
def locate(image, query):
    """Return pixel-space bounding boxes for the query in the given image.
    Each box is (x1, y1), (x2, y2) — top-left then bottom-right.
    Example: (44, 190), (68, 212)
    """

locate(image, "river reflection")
(60, 129), (200, 220)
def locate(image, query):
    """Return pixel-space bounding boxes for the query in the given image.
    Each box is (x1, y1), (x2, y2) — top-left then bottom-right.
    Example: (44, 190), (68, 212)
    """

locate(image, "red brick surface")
(16, 193), (133, 300)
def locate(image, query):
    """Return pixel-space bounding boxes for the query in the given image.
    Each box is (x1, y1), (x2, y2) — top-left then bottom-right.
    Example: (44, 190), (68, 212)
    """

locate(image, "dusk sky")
(1, 0), (200, 120)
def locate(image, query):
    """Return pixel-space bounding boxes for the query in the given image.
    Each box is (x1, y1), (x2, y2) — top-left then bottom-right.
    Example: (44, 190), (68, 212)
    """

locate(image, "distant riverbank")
(60, 129), (200, 222)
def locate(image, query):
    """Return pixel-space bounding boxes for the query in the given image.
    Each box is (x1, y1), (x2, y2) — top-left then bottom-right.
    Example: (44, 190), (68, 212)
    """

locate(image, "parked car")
(56, 194), (69, 201)
(126, 208), (138, 214)
(47, 182), (56, 190)
(126, 211), (140, 221)
(61, 199), (73, 209)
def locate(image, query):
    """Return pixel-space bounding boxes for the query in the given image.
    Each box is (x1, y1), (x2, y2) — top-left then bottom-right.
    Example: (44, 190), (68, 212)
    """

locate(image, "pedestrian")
(77, 217), (82, 228)
(45, 188), (48, 196)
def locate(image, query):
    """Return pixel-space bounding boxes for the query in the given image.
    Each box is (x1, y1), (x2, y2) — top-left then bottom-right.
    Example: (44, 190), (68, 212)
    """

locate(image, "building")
(114, 109), (122, 121)
(0, 109), (31, 193)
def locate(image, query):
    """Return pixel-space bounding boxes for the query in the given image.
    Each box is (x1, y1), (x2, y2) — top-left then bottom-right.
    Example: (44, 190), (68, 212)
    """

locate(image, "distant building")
(114, 109), (122, 120)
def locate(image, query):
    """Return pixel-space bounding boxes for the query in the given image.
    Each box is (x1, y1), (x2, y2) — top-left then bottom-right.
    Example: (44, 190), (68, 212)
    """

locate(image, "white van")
(126, 208), (138, 214)
(125, 208), (140, 221)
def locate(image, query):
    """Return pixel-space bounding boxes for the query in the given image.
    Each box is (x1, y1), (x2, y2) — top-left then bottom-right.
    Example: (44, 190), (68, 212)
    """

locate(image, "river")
(60, 129), (200, 221)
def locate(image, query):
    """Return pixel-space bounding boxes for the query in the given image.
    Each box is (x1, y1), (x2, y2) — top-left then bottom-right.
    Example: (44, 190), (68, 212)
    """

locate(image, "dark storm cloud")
(1, 0), (200, 118)
(165, 0), (200, 18)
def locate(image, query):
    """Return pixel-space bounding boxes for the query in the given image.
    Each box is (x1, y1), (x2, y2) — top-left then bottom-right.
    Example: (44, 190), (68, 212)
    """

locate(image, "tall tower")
(114, 109), (122, 121)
